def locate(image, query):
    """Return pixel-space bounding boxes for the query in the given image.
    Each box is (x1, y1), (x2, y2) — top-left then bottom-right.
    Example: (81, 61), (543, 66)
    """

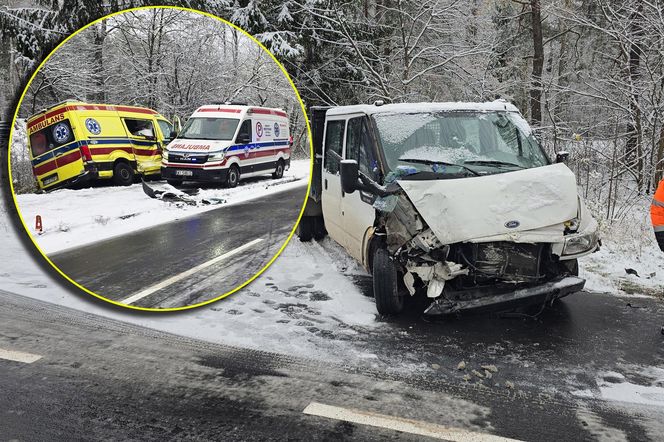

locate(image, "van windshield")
(178, 117), (239, 141)
(373, 111), (549, 177)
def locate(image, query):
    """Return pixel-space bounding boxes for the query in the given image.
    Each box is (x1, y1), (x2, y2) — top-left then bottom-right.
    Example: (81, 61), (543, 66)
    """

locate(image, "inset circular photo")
(8, 7), (311, 311)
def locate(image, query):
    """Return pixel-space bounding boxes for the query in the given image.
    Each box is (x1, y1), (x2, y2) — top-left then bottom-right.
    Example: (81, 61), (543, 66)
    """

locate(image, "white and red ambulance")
(161, 104), (291, 187)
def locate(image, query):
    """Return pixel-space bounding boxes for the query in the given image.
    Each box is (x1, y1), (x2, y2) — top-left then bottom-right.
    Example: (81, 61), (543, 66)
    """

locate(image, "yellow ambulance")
(26, 100), (174, 190)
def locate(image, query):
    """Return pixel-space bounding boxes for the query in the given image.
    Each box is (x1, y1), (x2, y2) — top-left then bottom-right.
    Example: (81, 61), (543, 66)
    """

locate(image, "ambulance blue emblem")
(85, 118), (101, 135)
(274, 122), (280, 137)
(52, 123), (71, 144)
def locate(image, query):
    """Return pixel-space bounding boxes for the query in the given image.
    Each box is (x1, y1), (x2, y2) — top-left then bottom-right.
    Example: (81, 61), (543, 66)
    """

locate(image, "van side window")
(345, 117), (377, 179)
(324, 120), (345, 174)
(236, 119), (252, 143)
(125, 119), (155, 139)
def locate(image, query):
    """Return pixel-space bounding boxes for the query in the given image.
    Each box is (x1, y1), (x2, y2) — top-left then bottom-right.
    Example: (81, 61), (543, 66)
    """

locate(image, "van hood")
(397, 163), (578, 244)
(167, 139), (232, 153)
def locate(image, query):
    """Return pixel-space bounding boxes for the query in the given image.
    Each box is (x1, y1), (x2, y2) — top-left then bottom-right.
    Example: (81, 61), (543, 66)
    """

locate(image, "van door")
(123, 118), (161, 174)
(341, 116), (379, 263)
(29, 118), (84, 189)
(321, 118), (346, 243)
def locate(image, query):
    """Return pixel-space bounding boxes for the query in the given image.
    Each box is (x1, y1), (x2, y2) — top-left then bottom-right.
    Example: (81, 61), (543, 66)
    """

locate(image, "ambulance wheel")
(272, 160), (285, 179)
(373, 248), (404, 315)
(113, 162), (134, 186)
(167, 179), (183, 187)
(227, 165), (240, 188)
(298, 216), (313, 242)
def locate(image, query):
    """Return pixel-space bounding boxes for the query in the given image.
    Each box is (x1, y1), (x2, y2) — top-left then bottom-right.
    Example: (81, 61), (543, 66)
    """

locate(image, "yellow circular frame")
(8, 5), (313, 312)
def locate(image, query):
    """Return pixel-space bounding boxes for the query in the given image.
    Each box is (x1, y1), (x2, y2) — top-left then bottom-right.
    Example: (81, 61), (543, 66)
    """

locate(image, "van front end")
(161, 149), (230, 184)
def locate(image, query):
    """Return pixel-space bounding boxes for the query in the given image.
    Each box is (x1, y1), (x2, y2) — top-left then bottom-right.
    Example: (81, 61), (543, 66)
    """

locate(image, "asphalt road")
(49, 184), (306, 309)
(2, 286), (663, 441)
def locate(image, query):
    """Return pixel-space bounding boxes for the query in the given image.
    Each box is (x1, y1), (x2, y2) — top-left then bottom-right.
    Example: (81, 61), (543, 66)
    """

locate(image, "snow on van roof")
(325, 100), (520, 117)
(194, 104), (288, 118)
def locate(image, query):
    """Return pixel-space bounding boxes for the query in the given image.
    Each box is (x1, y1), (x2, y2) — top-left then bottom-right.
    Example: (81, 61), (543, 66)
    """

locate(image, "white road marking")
(0, 348), (42, 364)
(120, 238), (264, 305)
(303, 402), (520, 442)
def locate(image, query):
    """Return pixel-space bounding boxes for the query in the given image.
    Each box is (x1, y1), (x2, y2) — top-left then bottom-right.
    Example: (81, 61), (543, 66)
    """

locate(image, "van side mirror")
(340, 159), (359, 194)
(169, 130), (178, 139)
(555, 150), (570, 163)
(237, 133), (251, 144)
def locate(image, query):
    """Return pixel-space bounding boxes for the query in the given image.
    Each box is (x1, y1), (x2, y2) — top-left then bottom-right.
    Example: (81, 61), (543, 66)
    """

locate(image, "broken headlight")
(562, 230), (598, 256)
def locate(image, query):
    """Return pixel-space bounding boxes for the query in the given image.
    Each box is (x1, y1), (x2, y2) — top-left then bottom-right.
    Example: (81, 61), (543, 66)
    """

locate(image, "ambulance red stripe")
(28, 105), (157, 130)
(89, 147), (158, 156)
(248, 108), (288, 118)
(33, 150), (82, 176)
(196, 108), (242, 113)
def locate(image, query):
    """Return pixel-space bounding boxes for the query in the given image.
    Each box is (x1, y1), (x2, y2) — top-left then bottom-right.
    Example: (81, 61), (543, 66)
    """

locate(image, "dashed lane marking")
(120, 238), (264, 305)
(0, 348), (42, 364)
(303, 402), (520, 442)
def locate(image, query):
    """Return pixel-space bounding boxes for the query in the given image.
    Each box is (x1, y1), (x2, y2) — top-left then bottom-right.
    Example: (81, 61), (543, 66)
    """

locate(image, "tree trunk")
(529, 0), (544, 125)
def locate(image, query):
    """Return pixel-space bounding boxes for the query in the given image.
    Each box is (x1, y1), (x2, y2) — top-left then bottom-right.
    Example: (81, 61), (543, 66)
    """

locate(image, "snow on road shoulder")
(0, 191), (381, 363)
(14, 159), (310, 254)
(580, 201), (664, 298)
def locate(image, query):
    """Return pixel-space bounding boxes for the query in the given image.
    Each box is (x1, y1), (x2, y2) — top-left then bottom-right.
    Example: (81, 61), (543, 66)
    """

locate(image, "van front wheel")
(113, 162), (134, 186)
(226, 165), (240, 188)
(373, 248), (404, 315)
(272, 159), (285, 179)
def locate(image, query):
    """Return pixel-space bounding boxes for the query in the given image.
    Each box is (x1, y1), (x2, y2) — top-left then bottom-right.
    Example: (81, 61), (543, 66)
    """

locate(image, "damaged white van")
(299, 101), (600, 316)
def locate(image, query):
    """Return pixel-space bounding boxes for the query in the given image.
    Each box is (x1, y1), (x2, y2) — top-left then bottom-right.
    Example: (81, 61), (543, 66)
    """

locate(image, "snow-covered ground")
(580, 200), (664, 299)
(14, 159), (310, 254)
(0, 191), (381, 362)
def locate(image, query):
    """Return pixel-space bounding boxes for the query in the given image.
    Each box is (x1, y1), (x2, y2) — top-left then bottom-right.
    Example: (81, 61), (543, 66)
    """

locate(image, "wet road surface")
(2, 286), (663, 441)
(49, 184), (306, 308)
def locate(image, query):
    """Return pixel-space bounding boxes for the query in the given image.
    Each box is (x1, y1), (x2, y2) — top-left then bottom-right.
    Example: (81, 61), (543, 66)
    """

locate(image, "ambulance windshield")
(179, 117), (240, 141)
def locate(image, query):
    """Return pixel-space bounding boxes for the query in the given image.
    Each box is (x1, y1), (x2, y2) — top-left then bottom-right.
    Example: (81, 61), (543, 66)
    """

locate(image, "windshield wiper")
(399, 158), (481, 176)
(463, 160), (524, 169)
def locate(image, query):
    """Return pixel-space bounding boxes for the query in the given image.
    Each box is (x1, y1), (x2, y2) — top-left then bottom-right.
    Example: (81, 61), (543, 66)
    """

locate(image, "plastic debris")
(481, 364), (498, 373)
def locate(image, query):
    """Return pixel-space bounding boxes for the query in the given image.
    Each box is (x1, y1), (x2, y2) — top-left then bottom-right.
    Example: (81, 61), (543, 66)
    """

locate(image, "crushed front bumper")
(423, 276), (585, 315)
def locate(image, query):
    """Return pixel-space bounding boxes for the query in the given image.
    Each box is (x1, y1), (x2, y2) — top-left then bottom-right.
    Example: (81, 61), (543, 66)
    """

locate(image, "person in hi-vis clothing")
(652, 178), (664, 252)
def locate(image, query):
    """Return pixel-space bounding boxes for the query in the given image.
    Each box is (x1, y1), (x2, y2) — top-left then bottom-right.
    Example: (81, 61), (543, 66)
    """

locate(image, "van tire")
(373, 248), (404, 315)
(167, 179), (183, 187)
(298, 216), (313, 242)
(272, 159), (285, 179)
(312, 216), (326, 240)
(227, 165), (240, 188)
(113, 162), (134, 186)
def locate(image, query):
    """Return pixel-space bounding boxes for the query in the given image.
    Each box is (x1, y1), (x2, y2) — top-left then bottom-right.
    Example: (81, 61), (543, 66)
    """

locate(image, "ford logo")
(505, 220), (520, 229)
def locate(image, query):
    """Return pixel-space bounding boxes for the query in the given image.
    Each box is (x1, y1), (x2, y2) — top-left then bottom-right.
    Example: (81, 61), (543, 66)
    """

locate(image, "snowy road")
(2, 190), (664, 439)
(1, 287), (663, 441)
(49, 184), (306, 308)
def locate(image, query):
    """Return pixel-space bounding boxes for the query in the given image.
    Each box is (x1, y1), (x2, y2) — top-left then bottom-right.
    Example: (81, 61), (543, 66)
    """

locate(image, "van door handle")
(324, 179), (328, 190)
(341, 191), (345, 198)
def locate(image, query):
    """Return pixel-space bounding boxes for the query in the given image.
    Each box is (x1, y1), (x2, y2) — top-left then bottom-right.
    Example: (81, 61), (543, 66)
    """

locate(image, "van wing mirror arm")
(357, 171), (400, 198)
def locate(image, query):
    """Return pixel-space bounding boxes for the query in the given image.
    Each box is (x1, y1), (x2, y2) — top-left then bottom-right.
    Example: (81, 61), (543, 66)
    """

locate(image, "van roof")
(325, 100), (520, 117)
(193, 104), (288, 119)
(27, 101), (160, 123)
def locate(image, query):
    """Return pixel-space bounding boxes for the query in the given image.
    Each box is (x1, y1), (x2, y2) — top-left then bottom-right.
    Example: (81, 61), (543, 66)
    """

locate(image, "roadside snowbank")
(14, 159), (310, 254)
(580, 200), (664, 298)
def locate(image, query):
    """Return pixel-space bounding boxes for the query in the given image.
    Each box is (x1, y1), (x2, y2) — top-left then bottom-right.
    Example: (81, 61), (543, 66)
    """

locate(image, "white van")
(299, 101), (600, 316)
(161, 104), (291, 187)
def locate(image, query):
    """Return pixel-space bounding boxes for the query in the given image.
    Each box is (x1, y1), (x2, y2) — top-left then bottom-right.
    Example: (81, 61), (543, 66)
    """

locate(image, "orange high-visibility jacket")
(653, 180), (664, 229)
(652, 180), (664, 250)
